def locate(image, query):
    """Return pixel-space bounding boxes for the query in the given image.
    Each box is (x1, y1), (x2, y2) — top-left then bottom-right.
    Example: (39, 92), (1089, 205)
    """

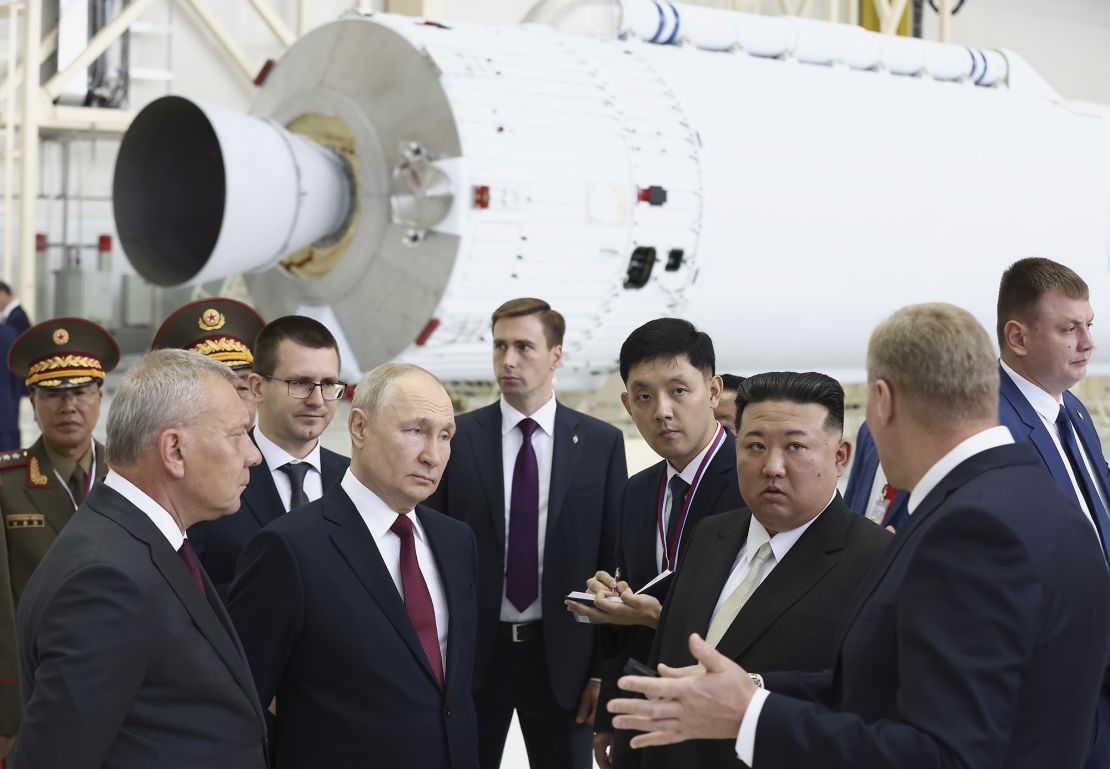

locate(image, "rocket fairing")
(113, 2), (1110, 387)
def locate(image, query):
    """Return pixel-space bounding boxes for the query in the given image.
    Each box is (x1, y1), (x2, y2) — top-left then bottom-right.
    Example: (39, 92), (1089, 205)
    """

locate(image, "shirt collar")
(42, 439), (94, 483)
(0, 299), (19, 320)
(1000, 358), (1063, 422)
(907, 426), (1014, 514)
(254, 426), (322, 474)
(340, 468), (428, 544)
(500, 393), (557, 438)
(746, 490), (833, 563)
(667, 423), (724, 485)
(102, 470), (185, 549)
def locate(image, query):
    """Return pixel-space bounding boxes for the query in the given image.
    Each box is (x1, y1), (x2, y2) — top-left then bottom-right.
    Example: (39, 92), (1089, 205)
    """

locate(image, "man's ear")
(620, 391), (632, 417)
(160, 428), (187, 480)
(349, 407), (368, 450)
(706, 375), (723, 408)
(834, 437), (852, 477)
(1002, 319), (1028, 358)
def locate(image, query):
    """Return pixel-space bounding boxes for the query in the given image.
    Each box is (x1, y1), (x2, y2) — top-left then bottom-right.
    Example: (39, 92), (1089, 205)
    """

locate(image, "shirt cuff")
(735, 687), (770, 765)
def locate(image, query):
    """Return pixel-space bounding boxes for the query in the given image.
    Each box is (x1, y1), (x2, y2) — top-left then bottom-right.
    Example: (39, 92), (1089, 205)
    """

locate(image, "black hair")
(619, 318), (715, 383)
(734, 371), (844, 434)
(720, 373), (746, 391)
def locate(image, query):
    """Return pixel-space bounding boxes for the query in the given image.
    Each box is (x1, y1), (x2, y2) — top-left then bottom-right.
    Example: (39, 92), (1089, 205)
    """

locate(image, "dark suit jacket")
(757, 442), (1110, 769)
(4, 306), (29, 335)
(227, 483), (479, 769)
(642, 495), (890, 769)
(190, 429), (349, 593)
(596, 432), (743, 740)
(15, 484), (268, 769)
(424, 400), (627, 709)
(844, 421), (908, 529)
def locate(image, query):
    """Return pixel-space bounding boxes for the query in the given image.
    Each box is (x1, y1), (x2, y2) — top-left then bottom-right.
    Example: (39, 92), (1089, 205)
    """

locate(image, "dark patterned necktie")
(391, 514), (444, 687)
(663, 474), (689, 571)
(506, 418), (539, 611)
(177, 539), (206, 597)
(281, 462), (311, 510)
(69, 465), (88, 505)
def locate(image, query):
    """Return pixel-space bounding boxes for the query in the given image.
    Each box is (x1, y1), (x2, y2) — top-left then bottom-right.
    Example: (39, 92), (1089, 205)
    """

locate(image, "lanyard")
(51, 441), (96, 512)
(656, 424), (725, 571)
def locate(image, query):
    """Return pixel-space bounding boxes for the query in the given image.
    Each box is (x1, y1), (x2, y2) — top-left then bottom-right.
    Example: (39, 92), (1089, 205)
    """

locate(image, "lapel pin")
(572, 434), (579, 444)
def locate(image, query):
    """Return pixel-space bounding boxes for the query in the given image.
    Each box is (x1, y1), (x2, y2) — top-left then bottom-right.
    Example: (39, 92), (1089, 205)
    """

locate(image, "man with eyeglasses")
(190, 315), (350, 596)
(151, 297), (266, 424)
(0, 317), (119, 757)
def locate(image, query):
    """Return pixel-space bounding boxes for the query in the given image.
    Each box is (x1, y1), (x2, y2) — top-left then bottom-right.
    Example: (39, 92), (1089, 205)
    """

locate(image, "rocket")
(112, 1), (1110, 387)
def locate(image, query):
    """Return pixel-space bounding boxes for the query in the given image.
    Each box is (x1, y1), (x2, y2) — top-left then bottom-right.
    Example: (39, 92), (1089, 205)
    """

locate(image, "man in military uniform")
(0, 318), (119, 757)
(152, 298), (265, 424)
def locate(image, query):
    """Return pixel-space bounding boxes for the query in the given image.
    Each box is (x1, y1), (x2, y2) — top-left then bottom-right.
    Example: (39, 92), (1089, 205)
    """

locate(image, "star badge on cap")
(198, 307), (226, 332)
(153, 297), (264, 371)
(9, 318), (120, 390)
(52, 328), (69, 345)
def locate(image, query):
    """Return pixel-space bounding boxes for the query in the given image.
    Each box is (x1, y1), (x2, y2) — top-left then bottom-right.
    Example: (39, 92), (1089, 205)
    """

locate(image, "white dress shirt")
(254, 427), (324, 512)
(657, 424), (726, 570)
(735, 426), (1014, 764)
(103, 471), (185, 549)
(709, 492), (831, 623)
(1000, 360), (1106, 535)
(500, 394), (557, 622)
(341, 469), (450, 671)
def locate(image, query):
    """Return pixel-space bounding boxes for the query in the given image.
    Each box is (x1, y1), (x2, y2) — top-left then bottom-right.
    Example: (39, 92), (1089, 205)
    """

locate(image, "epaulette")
(0, 449), (29, 470)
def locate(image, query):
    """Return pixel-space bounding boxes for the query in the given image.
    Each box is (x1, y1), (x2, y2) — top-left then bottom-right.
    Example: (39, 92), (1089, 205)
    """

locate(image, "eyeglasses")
(258, 374), (346, 401)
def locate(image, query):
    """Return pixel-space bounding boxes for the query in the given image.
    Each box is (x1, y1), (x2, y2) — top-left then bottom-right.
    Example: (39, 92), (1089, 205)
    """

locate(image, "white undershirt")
(254, 427), (324, 512)
(735, 426), (1014, 765)
(103, 471), (184, 550)
(500, 394), (556, 623)
(340, 469), (449, 671)
(1000, 359), (1106, 536)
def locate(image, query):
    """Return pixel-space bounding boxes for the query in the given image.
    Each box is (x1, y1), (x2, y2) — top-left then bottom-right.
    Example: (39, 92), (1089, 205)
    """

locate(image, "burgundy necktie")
(177, 539), (206, 597)
(391, 514), (444, 687)
(506, 418), (539, 612)
(663, 474), (689, 571)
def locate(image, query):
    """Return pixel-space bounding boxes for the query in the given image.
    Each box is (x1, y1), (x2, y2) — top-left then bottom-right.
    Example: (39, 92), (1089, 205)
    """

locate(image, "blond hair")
(868, 303), (998, 426)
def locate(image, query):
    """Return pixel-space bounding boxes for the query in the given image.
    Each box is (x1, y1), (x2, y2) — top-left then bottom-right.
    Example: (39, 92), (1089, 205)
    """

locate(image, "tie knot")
(669, 474), (690, 498)
(1057, 404), (1073, 430)
(178, 538), (198, 564)
(752, 541), (773, 566)
(391, 513), (415, 539)
(518, 418), (538, 440)
(281, 461), (312, 483)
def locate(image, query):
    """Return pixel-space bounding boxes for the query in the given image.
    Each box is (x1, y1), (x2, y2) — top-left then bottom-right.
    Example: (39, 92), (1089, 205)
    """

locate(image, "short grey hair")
(351, 363), (441, 417)
(107, 349), (237, 466)
(867, 303), (998, 426)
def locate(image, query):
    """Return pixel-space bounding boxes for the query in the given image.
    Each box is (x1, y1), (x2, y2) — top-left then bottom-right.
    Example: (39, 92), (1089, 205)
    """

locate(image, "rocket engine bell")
(112, 2), (1110, 387)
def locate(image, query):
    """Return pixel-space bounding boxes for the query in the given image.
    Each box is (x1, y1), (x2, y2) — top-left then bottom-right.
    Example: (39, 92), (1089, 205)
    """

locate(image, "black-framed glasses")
(258, 374), (346, 401)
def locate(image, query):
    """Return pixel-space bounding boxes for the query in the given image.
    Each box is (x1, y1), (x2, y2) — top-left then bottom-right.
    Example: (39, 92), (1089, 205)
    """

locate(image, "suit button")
(445, 707), (452, 717)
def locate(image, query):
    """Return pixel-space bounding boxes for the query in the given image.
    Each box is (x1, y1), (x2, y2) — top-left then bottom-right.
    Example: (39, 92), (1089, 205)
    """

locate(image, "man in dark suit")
(426, 298), (627, 769)
(996, 257), (1110, 769)
(642, 371), (890, 769)
(0, 318), (119, 754)
(714, 374), (745, 434)
(190, 315), (349, 594)
(611, 303), (1110, 769)
(16, 349), (268, 769)
(569, 318), (742, 769)
(843, 421), (908, 529)
(229, 364), (478, 769)
(0, 283), (30, 335)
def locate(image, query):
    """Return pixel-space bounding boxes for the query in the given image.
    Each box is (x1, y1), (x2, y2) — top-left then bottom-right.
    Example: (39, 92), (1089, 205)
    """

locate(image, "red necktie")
(177, 539), (206, 597)
(390, 514), (444, 687)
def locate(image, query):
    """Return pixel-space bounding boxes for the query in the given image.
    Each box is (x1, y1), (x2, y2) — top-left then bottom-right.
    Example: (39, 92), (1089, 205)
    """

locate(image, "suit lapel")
(683, 511), (748, 640)
(325, 487), (442, 688)
(472, 404), (506, 552)
(85, 486), (263, 721)
(674, 432), (735, 566)
(242, 431), (285, 528)
(626, 463), (667, 586)
(320, 447), (349, 488)
(1067, 393), (1110, 493)
(24, 438), (77, 534)
(999, 369), (1074, 496)
(546, 403), (582, 537)
(201, 567), (267, 728)
(716, 499), (847, 659)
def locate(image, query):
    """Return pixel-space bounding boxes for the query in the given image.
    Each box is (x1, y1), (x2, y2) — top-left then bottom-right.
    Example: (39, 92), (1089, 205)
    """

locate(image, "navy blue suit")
(844, 421), (908, 529)
(190, 429), (349, 594)
(425, 400), (626, 769)
(4, 305), (29, 335)
(0, 324), (20, 450)
(999, 366), (1110, 768)
(757, 442), (1110, 769)
(597, 431), (743, 768)
(227, 483), (479, 769)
